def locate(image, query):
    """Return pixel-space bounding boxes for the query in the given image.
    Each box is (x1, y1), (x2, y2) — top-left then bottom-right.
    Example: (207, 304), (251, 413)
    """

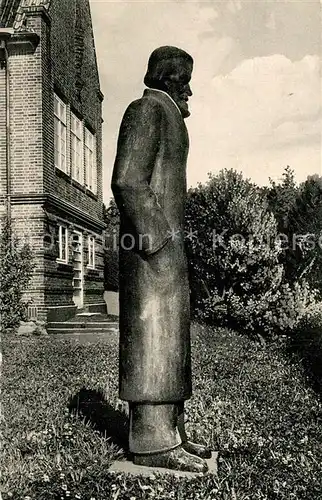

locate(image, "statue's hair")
(144, 46), (193, 89)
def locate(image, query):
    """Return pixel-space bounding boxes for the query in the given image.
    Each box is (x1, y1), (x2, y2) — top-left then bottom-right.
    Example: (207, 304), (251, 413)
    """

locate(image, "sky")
(89, 0), (322, 204)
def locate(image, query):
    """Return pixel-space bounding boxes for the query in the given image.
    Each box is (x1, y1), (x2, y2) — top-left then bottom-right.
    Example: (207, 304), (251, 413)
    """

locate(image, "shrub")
(263, 165), (298, 234)
(286, 175), (322, 297)
(264, 169), (322, 299)
(103, 200), (119, 292)
(0, 218), (35, 332)
(185, 169), (316, 335)
(290, 300), (322, 395)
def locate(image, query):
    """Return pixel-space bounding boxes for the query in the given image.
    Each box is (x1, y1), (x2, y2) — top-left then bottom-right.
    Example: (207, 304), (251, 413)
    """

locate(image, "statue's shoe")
(133, 445), (208, 473)
(182, 441), (212, 459)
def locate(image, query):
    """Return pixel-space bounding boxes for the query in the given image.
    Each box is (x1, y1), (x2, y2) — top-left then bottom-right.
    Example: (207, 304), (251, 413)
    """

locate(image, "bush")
(286, 175), (322, 297)
(263, 165), (298, 234)
(264, 169), (322, 299)
(185, 169), (316, 335)
(289, 301), (322, 395)
(0, 218), (35, 331)
(103, 200), (119, 292)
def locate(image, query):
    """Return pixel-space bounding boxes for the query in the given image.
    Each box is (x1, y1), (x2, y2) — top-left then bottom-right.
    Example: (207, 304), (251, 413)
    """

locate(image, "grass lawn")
(1, 324), (322, 500)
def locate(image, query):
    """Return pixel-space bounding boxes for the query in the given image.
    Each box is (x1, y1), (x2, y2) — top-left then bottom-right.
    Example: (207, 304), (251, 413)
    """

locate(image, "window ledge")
(72, 179), (86, 193)
(55, 169), (98, 200)
(86, 189), (98, 201)
(55, 167), (71, 182)
(57, 260), (71, 269)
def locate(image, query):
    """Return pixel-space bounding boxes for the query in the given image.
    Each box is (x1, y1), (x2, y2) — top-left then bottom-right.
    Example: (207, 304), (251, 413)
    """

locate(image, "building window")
(54, 94), (67, 173)
(87, 235), (95, 269)
(85, 128), (97, 194)
(58, 225), (68, 263)
(54, 96), (99, 197)
(71, 113), (84, 184)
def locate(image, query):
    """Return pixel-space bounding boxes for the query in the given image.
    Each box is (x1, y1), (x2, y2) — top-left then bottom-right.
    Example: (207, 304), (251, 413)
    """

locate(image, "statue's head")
(144, 46), (193, 118)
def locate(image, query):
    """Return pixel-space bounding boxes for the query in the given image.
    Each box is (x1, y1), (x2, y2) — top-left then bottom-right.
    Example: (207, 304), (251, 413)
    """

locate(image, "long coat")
(111, 88), (192, 403)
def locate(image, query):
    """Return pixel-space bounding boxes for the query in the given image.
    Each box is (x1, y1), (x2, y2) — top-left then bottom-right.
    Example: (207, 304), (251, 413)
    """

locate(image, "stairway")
(46, 311), (119, 335)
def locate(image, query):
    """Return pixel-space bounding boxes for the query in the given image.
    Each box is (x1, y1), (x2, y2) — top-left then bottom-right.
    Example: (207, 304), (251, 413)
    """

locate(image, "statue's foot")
(133, 445), (208, 473)
(182, 441), (212, 459)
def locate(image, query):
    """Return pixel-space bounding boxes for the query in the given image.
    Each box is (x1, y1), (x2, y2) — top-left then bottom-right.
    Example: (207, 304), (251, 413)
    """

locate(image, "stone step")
(47, 326), (118, 335)
(47, 321), (118, 330)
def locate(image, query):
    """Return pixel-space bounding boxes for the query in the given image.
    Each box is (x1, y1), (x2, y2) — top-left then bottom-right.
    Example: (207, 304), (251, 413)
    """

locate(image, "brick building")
(0, 0), (107, 322)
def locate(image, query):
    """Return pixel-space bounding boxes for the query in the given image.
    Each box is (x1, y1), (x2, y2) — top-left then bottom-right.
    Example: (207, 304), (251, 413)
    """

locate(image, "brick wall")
(44, 0), (106, 314)
(47, 0), (104, 221)
(0, 64), (6, 196)
(83, 237), (105, 304)
(11, 203), (46, 320)
(1, 1), (106, 321)
(2, 12), (48, 321)
(40, 6), (55, 197)
(8, 16), (44, 195)
(43, 221), (105, 308)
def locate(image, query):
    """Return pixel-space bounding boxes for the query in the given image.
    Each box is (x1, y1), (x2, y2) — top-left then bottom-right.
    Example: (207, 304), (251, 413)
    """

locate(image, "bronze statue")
(111, 46), (211, 472)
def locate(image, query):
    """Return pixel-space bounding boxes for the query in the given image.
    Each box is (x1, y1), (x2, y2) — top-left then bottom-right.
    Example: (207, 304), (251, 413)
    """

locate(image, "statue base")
(109, 451), (218, 478)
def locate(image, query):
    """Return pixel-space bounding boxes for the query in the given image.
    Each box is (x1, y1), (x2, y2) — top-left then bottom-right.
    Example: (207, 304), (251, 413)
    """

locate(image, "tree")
(103, 199), (120, 292)
(264, 165), (298, 233)
(286, 174), (322, 296)
(185, 169), (315, 335)
(261, 168), (322, 297)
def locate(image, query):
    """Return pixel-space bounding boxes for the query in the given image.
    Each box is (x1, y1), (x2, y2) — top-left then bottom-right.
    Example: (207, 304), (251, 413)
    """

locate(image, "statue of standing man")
(112, 46), (211, 472)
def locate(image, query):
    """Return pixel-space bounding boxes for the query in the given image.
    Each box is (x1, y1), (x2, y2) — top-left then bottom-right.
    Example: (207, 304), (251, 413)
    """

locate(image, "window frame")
(85, 127), (97, 195)
(87, 235), (95, 269)
(57, 225), (68, 264)
(70, 112), (84, 185)
(54, 94), (68, 173)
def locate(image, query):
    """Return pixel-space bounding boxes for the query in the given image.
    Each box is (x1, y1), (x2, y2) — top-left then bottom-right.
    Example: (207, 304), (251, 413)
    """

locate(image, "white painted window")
(85, 128), (97, 194)
(54, 94), (67, 173)
(58, 225), (68, 263)
(71, 113), (84, 184)
(87, 235), (95, 269)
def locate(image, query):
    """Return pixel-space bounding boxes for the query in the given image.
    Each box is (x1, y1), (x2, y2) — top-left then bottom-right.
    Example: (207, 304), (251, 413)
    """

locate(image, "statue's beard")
(152, 84), (191, 118)
(176, 99), (190, 119)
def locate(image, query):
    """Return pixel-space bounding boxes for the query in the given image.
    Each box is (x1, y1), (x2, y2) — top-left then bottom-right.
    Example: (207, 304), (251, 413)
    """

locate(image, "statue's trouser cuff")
(129, 402), (182, 454)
